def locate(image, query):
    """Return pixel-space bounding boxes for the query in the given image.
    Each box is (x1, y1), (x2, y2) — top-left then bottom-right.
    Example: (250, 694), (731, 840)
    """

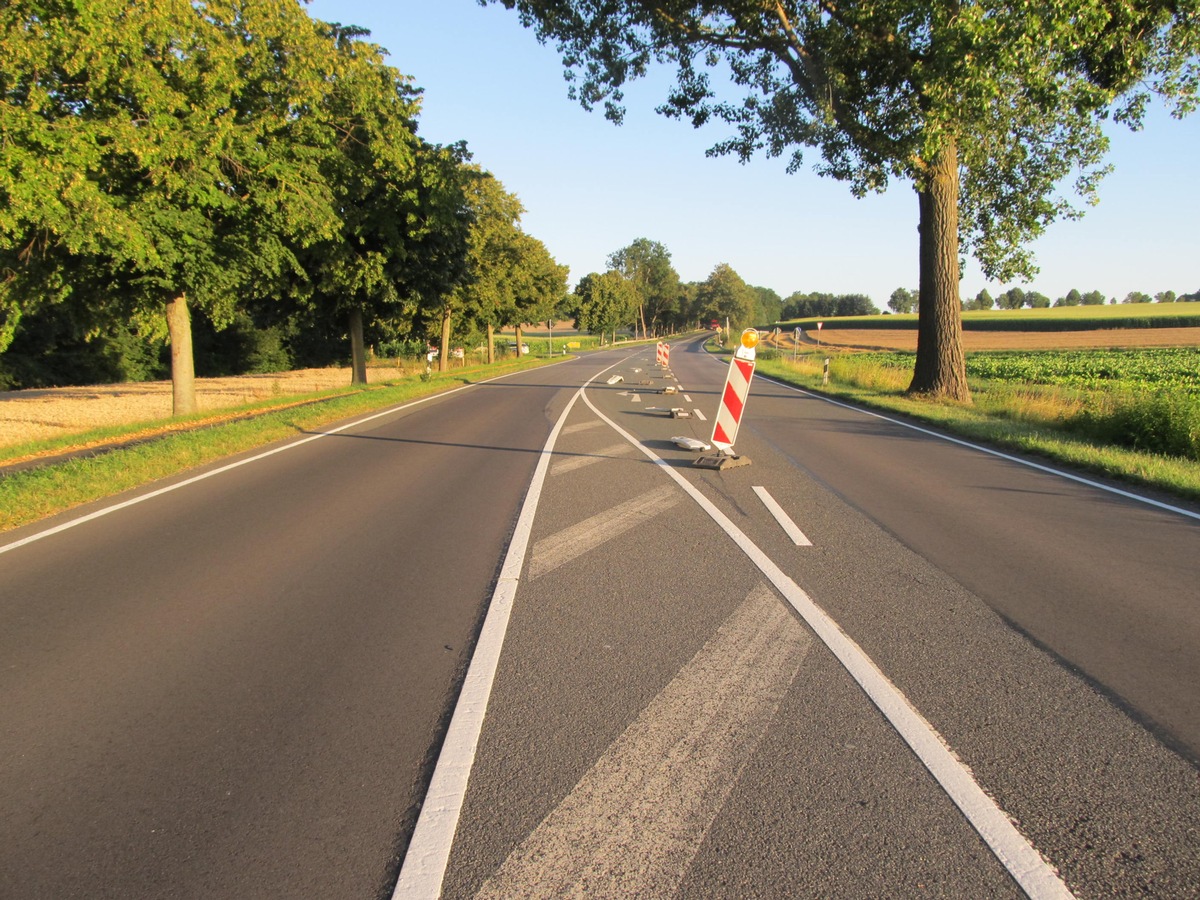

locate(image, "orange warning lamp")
(740, 329), (760, 350)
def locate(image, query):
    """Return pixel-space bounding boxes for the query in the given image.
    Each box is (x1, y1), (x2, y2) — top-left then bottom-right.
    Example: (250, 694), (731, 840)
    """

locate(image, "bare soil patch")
(0, 366), (411, 449)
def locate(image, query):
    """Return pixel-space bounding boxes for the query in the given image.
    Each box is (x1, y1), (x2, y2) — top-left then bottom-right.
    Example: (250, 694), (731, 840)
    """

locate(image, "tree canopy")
(1, 0), (354, 410)
(0, 2), (566, 397)
(488, 0), (1200, 400)
(696, 263), (756, 328)
(572, 270), (637, 338)
(607, 237), (682, 336)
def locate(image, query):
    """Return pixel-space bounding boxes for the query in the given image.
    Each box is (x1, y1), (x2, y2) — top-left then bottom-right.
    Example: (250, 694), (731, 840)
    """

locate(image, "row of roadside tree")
(0, 2), (569, 408)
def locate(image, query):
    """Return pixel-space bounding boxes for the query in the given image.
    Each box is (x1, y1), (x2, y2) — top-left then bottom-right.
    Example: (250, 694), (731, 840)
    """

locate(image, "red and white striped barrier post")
(710, 329), (759, 455)
(661, 342), (670, 368)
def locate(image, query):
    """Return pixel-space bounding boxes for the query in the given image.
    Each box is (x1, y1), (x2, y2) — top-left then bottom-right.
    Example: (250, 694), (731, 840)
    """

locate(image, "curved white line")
(579, 385), (1074, 900)
(393, 353), (637, 899)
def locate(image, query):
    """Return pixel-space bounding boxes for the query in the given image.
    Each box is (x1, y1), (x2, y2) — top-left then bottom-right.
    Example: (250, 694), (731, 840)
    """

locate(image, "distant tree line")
(0, 3), (566, 400)
(564, 240), (788, 341)
(963, 286), (1200, 311)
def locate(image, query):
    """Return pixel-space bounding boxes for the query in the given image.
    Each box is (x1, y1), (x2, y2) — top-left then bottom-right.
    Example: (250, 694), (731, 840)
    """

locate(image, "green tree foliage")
(784, 292), (878, 318)
(0, 0), (350, 411)
(607, 238), (682, 337)
(999, 287), (1028, 310)
(488, 0), (1199, 401)
(503, 230), (570, 356)
(696, 263), (756, 329)
(1081, 290), (1108, 306)
(1156, 290), (1178, 303)
(573, 270), (637, 338)
(888, 288), (918, 315)
(966, 288), (994, 311)
(1026, 291), (1052, 308)
(750, 286), (783, 325)
(1123, 290), (1153, 303)
(449, 170), (566, 365)
(295, 24), (472, 383)
(1055, 288), (1084, 307)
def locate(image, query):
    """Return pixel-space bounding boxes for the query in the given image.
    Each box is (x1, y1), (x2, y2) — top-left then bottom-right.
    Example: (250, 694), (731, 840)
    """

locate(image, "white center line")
(752, 486), (813, 546)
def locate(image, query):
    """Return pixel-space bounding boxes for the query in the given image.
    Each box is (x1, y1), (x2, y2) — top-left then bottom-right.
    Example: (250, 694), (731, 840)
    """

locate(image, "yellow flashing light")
(740, 329), (760, 350)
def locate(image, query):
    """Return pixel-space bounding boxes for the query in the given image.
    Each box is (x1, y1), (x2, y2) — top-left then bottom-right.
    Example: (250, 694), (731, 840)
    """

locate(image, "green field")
(851, 347), (1200, 396)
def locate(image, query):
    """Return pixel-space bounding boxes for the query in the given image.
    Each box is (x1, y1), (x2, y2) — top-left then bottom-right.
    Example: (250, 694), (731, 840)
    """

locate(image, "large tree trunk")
(439, 305), (452, 373)
(165, 293), (197, 416)
(487, 322), (495, 364)
(908, 138), (971, 402)
(515, 324), (524, 357)
(349, 306), (367, 385)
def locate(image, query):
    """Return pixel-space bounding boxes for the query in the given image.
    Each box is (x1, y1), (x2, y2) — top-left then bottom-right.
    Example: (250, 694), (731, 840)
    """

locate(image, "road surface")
(2, 337), (1198, 898)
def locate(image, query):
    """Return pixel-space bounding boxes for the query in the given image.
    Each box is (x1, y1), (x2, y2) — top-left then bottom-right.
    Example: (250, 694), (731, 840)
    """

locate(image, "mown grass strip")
(0, 356), (558, 533)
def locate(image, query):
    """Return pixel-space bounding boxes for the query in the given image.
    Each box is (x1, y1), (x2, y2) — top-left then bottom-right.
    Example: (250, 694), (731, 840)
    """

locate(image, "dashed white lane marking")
(579, 387), (1075, 900)
(529, 484), (678, 579)
(693, 408), (707, 422)
(682, 394), (692, 402)
(752, 486), (813, 546)
(551, 442), (635, 476)
(476, 585), (812, 899)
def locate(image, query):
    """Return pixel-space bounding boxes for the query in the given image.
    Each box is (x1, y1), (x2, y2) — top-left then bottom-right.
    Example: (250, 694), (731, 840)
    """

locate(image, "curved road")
(2, 339), (1198, 898)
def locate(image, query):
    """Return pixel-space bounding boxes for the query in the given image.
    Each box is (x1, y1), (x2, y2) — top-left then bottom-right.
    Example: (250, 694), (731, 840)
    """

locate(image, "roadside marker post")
(695, 329), (759, 470)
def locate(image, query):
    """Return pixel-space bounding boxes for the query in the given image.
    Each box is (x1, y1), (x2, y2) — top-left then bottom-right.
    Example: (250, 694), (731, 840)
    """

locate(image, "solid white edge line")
(392, 353), (636, 900)
(751, 486), (813, 546)
(580, 386), (1074, 900)
(706, 353), (1198, 523)
(0, 369), (540, 558)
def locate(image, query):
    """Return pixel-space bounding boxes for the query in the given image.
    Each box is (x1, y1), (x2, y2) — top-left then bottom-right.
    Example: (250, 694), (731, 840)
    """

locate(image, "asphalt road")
(0, 367), (575, 899)
(3, 339), (1199, 899)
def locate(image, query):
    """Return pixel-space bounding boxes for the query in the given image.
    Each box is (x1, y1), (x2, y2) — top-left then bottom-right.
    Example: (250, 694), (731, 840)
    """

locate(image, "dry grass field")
(0, 365), (409, 449)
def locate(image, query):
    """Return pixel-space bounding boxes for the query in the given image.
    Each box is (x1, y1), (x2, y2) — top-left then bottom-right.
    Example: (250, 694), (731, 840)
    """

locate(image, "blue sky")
(308, 0), (1199, 308)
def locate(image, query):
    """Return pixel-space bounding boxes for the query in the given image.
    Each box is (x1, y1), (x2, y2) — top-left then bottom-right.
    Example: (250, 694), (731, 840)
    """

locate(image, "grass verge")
(751, 350), (1200, 504)
(0, 355), (559, 533)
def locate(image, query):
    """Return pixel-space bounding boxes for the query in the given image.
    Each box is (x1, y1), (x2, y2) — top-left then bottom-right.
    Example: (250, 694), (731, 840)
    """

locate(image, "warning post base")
(693, 452), (752, 471)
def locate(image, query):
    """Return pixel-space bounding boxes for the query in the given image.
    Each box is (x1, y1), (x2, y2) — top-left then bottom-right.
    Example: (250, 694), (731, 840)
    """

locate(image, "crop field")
(780, 301), (1200, 334)
(793, 326), (1200, 352)
(847, 347), (1200, 396)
